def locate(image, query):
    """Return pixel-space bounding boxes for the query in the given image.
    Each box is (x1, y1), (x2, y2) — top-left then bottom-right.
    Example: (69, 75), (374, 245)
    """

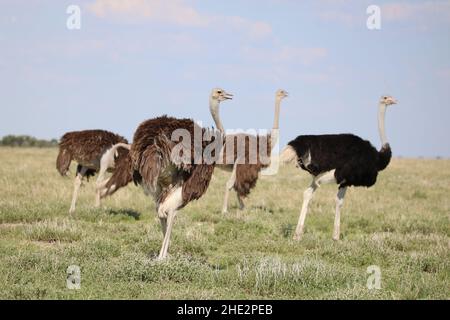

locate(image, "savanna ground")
(0, 147), (449, 299)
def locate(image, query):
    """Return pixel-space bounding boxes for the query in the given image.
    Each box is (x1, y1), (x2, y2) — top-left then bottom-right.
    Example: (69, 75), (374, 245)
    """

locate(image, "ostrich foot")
(237, 196), (245, 210)
(155, 254), (168, 261)
(293, 225), (304, 241)
(157, 208), (168, 219)
(158, 212), (168, 219)
(293, 233), (303, 241)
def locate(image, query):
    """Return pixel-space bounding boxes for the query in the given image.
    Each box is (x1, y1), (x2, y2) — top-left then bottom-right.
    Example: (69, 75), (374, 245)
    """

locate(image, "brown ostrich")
(56, 130), (131, 214)
(130, 88), (232, 260)
(218, 89), (288, 214)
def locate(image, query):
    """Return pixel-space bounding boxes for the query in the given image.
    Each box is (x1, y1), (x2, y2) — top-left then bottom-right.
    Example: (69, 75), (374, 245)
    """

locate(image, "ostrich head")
(210, 88), (233, 102)
(380, 95), (397, 106)
(276, 89), (289, 100)
(378, 95), (397, 147)
(209, 88), (232, 134)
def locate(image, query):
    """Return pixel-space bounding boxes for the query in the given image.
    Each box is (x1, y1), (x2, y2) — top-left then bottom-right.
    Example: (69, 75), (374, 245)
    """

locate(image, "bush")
(0, 135), (58, 148)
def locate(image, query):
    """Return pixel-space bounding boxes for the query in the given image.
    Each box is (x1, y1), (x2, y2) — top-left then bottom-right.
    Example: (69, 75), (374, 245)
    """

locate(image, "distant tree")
(0, 135), (58, 147)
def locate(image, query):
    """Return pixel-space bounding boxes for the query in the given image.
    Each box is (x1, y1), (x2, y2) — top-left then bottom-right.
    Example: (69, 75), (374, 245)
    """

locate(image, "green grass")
(0, 147), (449, 299)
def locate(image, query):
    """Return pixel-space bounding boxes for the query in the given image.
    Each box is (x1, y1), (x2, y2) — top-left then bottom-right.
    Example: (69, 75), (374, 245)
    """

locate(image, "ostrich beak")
(224, 92), (233, 100)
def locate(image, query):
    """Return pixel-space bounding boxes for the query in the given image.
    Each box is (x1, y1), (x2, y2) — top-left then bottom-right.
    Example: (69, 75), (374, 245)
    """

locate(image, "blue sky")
(1, 0), (449, 157)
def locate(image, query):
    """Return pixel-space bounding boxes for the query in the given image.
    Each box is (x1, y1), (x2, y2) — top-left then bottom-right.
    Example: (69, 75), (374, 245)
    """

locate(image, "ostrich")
(218, 89), (288, 214)
(280, 95), (397, 240)
(130, 88), (232, 260)
(56, 130), (131, 214)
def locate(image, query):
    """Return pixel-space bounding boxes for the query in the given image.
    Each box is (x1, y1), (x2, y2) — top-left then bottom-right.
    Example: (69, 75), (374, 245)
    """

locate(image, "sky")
(1, 0), (449, 157)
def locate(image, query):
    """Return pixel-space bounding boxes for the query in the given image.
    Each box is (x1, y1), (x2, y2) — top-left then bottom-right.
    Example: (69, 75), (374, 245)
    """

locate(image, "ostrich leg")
(333, 187), (347, 241)
(293, 183), (317, 240)
(222, 162), (238, 214)
(293, 169), (337, 240)
(156, 187), (183, 260)
(159, 217), (167, 236)
(69, 166), (87, 214)
(95, 166), (108, 208)
(158, 210), (177, 260)
(236, 193), (245, 210)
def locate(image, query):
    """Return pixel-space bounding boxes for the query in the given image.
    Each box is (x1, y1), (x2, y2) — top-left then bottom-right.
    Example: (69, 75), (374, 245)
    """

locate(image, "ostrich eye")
(217, 91), (222, 94)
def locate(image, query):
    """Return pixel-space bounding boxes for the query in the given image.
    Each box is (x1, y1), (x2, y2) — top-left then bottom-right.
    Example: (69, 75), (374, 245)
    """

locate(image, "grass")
(0, 147), (449, 299)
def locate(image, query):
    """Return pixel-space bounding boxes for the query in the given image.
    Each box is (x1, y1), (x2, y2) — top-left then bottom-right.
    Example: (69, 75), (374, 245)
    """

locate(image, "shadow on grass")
(249, 205), (274, 214)
(280, 223), (295, 238)
(107, 208), (141, 220)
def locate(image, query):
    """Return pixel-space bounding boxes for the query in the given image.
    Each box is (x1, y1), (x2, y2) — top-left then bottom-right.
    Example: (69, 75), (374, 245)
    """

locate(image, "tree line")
(0, 135), (58, 147)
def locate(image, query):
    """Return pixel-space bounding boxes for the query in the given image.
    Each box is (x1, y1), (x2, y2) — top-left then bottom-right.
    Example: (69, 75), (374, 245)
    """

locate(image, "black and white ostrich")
(280, 95), (397, 240)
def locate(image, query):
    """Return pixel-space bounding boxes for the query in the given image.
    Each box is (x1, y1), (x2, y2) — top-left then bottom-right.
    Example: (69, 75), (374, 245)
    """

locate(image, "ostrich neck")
(209, 100), (225, 134)
(273, 98), (281, 130)
(270, 98), (282, 151)
(378, 103), (388, 146)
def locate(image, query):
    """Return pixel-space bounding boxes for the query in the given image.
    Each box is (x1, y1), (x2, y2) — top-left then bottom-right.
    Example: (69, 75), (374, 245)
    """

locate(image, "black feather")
(287, 134), (391, 188)
(76, 164), (96, 182)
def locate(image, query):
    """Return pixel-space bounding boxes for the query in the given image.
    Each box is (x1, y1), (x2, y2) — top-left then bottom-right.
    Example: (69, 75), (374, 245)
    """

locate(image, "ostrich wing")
(60, 130), (128, 163)
(103, 152), (133, 197)
(156, 133), (216, 206)
(136, 135), (174, 196)
(181, 164), (215, 205)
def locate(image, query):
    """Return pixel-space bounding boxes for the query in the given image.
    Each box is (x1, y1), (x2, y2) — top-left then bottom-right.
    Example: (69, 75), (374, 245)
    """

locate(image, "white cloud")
(316, 0), (450, 29)
(382, 1), (450, 23)
(86, 0), (272, 40)
(277, 46), (327, 65)
(87, 0), (209, 27)
(318, 11), (360, 26)
(436, 66), (450, 80)
(223, 16), (272, 40)
(242, 45), (327, 66)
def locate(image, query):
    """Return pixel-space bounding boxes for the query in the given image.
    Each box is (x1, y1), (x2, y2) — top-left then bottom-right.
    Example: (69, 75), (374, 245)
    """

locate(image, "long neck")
(272, 98), (281, 130)
(378, 102), (388, 146)
(209, 99), (224, 134)
(270, 98), (281, 152)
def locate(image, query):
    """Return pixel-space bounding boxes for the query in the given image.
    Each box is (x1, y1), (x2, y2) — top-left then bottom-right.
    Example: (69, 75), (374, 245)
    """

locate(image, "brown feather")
(103, 151), (133, 197)
(56, 148), (72, 176)
(181, 164), (215, 205)
(57, 130), (128, 171)
(131, 115), (222, 209)
(57, 130), (131, 198)
(222, 133), (272, 197)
